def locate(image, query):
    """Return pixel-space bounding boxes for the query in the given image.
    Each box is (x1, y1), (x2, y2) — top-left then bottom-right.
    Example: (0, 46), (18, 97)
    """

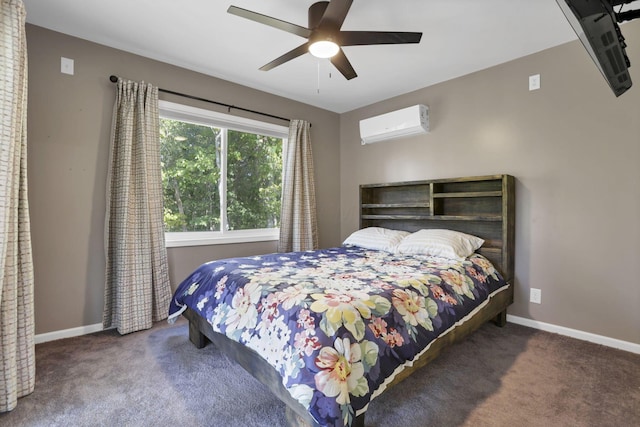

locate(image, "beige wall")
(340, 22), (640, 345)
(26, 25), (341, 334)
(27, 21), (640, 346)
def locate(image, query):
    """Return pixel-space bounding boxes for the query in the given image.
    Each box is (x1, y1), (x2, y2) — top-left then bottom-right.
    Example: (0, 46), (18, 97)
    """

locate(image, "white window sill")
(165, 229), (279, 248)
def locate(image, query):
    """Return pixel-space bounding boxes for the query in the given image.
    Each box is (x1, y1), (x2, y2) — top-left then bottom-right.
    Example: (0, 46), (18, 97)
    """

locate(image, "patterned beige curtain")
(278, 120), (318, 252)
(104, 78), (171, 335)
(0, 0), (35, 413)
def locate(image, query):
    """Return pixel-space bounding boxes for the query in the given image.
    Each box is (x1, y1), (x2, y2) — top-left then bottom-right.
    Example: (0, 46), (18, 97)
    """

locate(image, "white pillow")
(343, 227), (410, 252)
(395, 229), (484, 259)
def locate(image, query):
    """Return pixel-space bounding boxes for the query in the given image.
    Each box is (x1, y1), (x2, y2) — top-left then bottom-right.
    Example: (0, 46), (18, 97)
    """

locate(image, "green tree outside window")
(160, 118), (282, 233)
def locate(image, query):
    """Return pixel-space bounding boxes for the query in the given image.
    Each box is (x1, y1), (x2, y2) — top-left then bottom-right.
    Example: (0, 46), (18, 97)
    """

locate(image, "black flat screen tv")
(556, 0), (635, 97)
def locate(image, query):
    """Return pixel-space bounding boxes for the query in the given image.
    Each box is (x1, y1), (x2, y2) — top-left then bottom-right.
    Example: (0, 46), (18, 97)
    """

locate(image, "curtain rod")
(109, 75), (291, 124)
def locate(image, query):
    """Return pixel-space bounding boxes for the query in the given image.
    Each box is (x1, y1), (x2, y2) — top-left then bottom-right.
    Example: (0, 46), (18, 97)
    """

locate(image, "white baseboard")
(35, 323), (104, 344)
(35, 316), (640, 355)
(507, 315), (640, 355)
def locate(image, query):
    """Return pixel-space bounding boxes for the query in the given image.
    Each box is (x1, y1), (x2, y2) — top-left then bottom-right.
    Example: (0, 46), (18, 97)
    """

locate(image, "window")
(159, 100), (287, 247)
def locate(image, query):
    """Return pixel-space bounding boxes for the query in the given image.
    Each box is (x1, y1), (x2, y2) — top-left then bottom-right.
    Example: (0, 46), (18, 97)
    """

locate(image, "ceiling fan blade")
(228, 5), (312, 38)
(319, 0), (353, 29)
(260, 43), (311, 71)
(330, 48), (357, 80)
(340, 31), (423, 46)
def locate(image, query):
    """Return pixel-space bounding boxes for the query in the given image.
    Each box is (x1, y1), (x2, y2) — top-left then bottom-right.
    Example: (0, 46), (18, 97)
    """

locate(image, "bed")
(168, 174), (515, 427)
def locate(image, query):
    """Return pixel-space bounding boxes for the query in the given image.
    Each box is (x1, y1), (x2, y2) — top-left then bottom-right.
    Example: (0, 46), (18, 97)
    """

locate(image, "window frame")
(159, 100), (288, 248)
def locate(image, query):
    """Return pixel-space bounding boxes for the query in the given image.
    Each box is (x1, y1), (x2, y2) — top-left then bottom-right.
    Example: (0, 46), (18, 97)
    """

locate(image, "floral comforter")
(168, 246), (507, 427)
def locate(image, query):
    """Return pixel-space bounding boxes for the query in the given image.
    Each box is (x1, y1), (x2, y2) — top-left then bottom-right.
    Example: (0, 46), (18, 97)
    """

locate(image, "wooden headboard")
(360, 174), (515, 283)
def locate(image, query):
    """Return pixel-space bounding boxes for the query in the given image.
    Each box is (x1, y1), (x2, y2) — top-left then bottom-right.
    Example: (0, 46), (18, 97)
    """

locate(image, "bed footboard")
(183, 308), (325, 426)
(181, 283), (512, 427)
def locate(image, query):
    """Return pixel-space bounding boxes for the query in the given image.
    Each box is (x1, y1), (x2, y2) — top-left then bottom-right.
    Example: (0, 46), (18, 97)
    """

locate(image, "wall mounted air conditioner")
(360, 104), (429, 145)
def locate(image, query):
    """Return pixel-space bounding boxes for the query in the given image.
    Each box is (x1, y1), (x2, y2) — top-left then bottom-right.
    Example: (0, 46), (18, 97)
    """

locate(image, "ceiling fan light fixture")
(309, 40), (339, 58)
(227, 1), (423, 80)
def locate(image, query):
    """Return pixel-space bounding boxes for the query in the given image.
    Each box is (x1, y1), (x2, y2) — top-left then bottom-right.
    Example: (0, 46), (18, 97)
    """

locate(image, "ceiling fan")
(227, 0), (423, 80)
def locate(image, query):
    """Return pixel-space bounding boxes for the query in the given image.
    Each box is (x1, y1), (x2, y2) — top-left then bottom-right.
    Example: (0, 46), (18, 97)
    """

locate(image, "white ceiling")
(24, 0), (579, 113)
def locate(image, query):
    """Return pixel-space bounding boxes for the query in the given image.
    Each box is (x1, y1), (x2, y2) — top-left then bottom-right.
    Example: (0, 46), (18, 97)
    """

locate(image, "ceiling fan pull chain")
(317, 61), (321, 94)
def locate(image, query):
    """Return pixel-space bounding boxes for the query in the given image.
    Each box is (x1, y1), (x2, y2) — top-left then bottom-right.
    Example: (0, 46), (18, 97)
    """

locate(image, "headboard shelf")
(362, 203), (431, 208)
(362, 214), (432, 221)
(359, 174), (515, 283)
(432, 191), (502, 198)
(479, 247), (501, 253)
(431, 215), (502, 221)
(362, 214), (502, 222)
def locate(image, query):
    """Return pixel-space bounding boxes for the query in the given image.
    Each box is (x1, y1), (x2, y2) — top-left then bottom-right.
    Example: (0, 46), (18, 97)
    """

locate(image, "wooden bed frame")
(183, 174), (515, 426)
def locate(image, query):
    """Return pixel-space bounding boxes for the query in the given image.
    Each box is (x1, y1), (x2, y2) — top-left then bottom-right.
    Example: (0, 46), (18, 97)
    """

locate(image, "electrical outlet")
(529, 74), (540, 91)
(61, 57), (74, 75)
(530, 288), (542, 304)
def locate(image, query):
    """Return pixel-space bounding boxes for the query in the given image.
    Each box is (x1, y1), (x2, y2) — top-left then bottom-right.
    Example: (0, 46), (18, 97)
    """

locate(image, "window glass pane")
(160, 118), (221, 232)
(227, 130), (282, 230)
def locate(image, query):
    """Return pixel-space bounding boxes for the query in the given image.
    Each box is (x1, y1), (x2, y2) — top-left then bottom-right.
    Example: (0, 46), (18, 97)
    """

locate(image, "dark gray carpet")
(1, 319), (639, 427)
